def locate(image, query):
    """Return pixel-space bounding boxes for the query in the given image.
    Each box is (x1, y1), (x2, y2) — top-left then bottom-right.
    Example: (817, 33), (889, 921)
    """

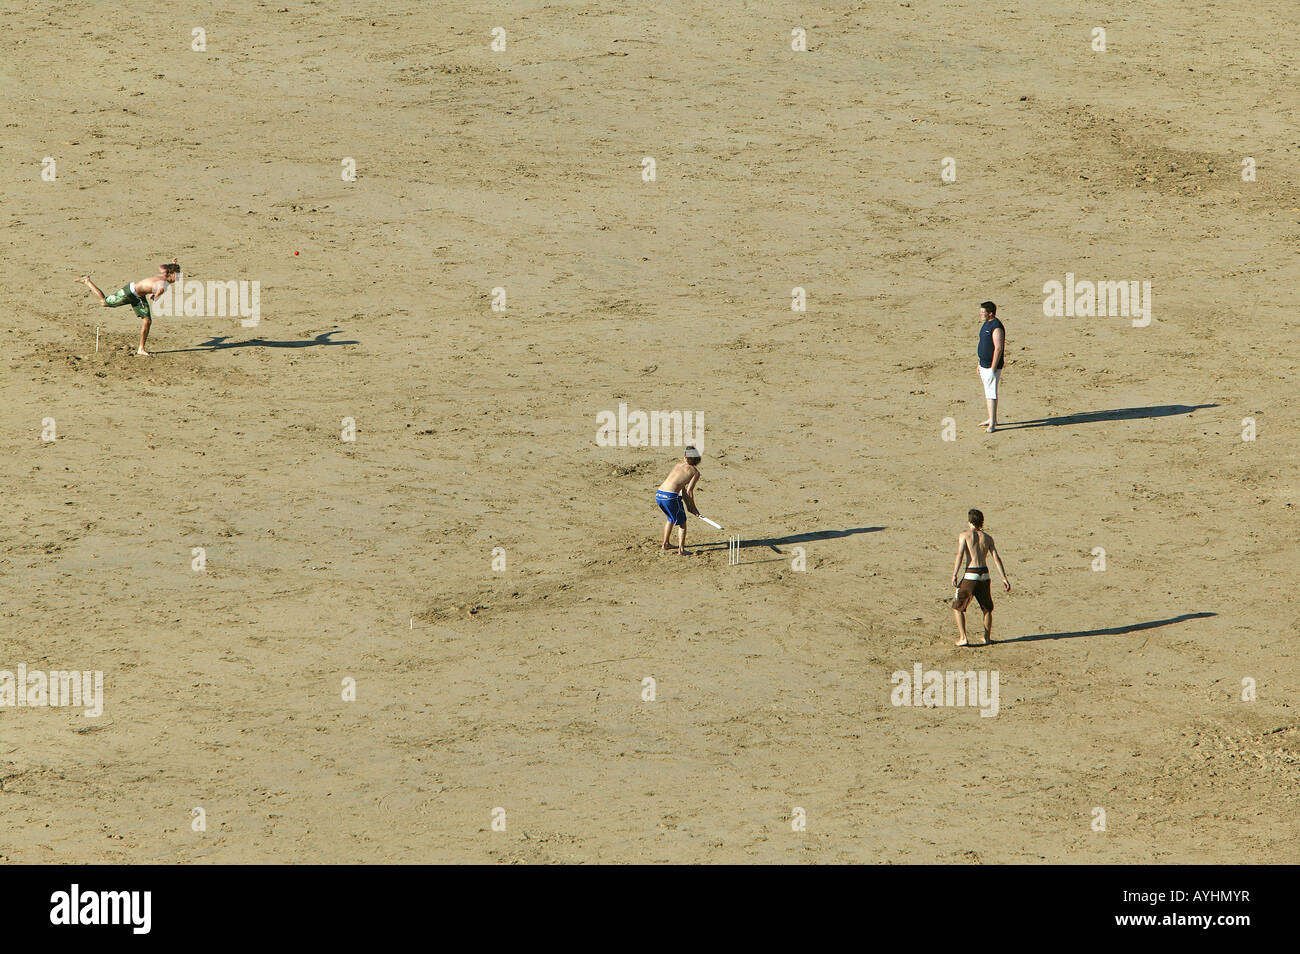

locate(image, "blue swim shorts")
(656, 490), (686, 526)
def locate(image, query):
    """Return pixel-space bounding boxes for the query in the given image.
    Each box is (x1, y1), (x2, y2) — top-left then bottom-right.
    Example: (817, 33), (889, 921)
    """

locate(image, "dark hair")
(162, 262), (181, 275)
(968, 508), (984, 528)
(980, 301), (996, 315)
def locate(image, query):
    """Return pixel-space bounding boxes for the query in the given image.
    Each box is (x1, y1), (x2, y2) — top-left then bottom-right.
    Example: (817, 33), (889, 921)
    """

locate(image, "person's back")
(962, 528), (993, 568)
(658, 461), (696, 494)
(950, 509), (1010, 646)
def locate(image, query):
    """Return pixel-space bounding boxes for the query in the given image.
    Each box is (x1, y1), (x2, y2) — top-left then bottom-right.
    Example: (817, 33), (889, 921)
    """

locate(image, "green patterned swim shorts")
(103, 284), (152, 319)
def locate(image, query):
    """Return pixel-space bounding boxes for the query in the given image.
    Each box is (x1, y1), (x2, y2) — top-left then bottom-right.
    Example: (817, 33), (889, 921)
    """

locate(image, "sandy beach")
(1, 0), (1295, 863)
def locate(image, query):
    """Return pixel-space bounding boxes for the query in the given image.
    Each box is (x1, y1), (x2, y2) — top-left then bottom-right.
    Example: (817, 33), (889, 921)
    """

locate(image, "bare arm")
(991, 327), (1005, 368)
(684, 470), (700, 515)
(952, 535), (969, 587)
(988, 535), (1010, 591)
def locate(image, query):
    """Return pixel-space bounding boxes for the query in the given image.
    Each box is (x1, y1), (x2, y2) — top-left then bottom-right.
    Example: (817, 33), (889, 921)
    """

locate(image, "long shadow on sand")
(997, 404), (1217, 430)
(998, 611), (1216, 643)
(154, 330), (358, 353)
(696, 526), (885, 554)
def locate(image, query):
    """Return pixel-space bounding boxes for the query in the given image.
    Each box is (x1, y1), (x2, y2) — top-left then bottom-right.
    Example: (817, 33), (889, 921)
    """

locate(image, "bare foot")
(986, 424), (996, 433)
(677, 548), (690, 555)
(955, 637), (969, 647)
(976, 419), (991, 427)
(136, 348), (151, 357)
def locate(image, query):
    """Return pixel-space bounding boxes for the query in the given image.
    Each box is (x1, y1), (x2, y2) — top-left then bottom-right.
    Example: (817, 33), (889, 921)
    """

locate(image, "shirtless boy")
(655, 447), (702, 555)
(950, 508), (1011, 646)
(77, 260), (180, 356)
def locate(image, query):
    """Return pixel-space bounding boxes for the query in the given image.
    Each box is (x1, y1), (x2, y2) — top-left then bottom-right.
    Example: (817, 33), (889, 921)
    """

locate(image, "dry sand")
(1, 1), (1296, 862)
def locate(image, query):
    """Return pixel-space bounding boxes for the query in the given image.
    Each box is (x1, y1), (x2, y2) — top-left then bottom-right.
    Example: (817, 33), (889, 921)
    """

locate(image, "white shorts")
(979, 365), (1001, 400)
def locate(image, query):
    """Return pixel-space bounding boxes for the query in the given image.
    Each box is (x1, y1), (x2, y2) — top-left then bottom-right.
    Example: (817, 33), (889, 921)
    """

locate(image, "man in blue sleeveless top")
(975, 301), (1006, 433)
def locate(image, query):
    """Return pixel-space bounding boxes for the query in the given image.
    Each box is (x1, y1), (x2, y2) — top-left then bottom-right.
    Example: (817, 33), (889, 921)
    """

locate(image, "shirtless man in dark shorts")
(951, 508), (1011, 646)
(77, 260), (179, 356)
